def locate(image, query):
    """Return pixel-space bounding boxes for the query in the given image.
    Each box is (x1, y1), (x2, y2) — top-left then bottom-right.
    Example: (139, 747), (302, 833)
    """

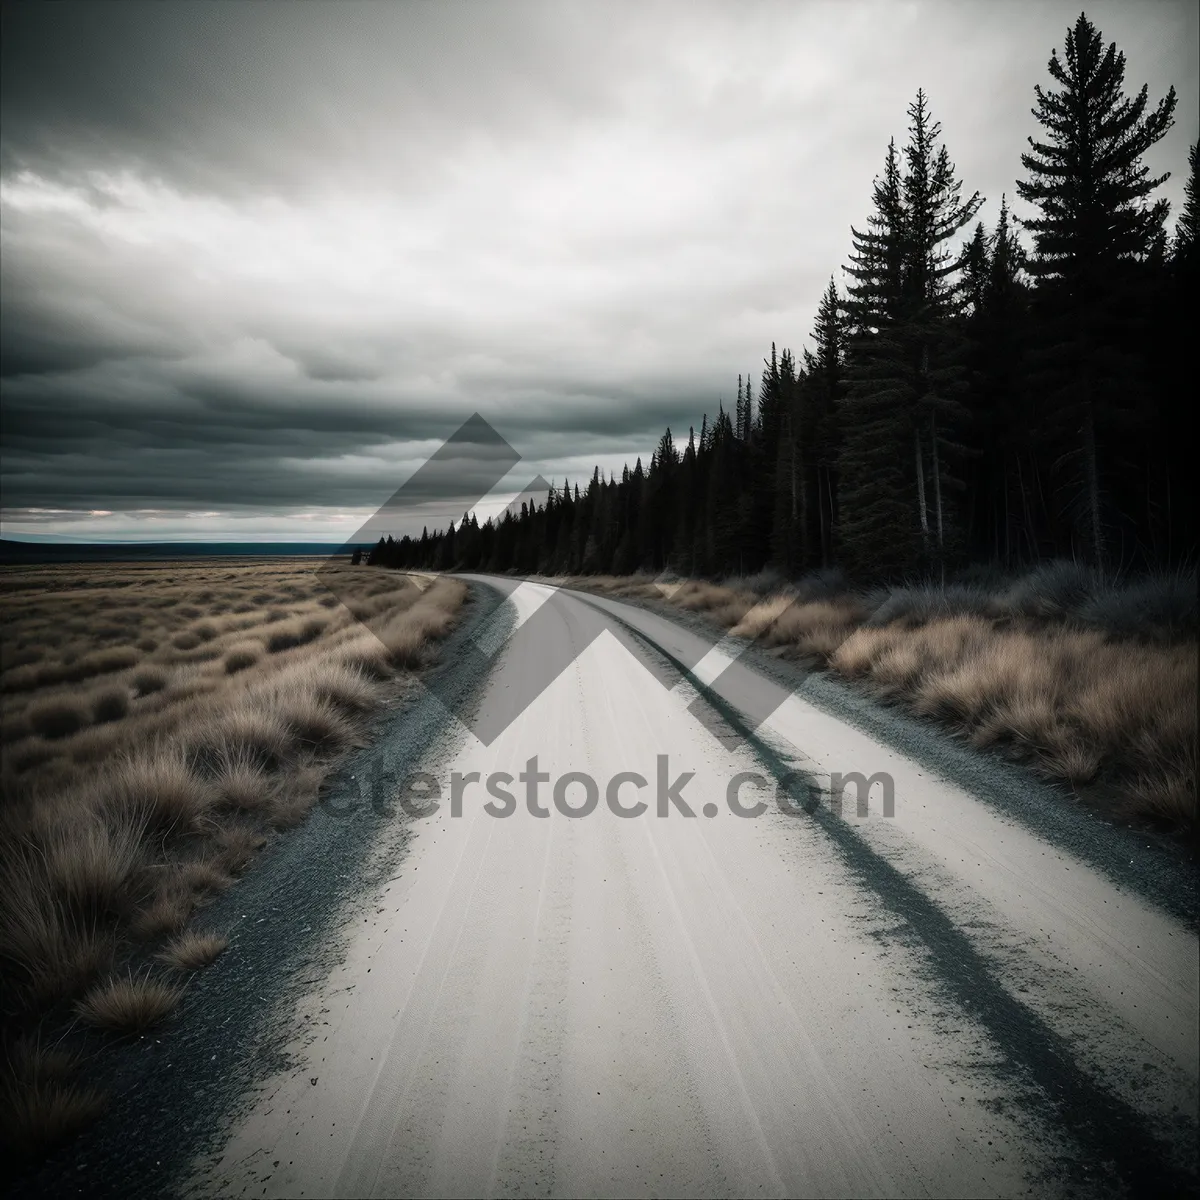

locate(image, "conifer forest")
(370, 14), (1196, 583)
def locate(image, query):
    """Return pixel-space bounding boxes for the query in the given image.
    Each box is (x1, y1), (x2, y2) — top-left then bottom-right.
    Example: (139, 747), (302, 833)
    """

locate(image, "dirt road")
(194, 578), (1198, 1198)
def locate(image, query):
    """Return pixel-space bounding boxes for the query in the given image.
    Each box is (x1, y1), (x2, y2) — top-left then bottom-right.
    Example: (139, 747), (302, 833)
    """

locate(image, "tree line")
(370, 14), (1196, 583)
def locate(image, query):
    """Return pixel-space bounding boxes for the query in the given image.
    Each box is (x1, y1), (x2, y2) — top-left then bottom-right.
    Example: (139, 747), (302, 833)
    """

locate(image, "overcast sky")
(2, 0), (1195, 542)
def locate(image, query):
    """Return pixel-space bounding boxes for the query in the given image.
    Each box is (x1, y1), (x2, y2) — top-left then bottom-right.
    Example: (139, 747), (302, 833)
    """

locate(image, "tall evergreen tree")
(804, 278), (844, 565)
(839, 96), (981, 578)
(1016, 12), (1176, 563)
(839, 137), (915, 577)
(770, 348), (806, 570)
(1174, 142), (1199, 264)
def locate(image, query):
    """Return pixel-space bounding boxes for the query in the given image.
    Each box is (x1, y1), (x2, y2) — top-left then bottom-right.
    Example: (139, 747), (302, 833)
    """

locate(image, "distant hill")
(0, 540), (363, 563)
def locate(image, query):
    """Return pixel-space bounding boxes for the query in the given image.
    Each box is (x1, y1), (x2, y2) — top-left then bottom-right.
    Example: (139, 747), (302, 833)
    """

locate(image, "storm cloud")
(2, 0), (1195, 540)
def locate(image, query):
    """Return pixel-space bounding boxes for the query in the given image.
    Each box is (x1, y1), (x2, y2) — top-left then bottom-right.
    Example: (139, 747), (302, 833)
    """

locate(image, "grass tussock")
(89, 685), (130, 724)
(158, 930), (228, 971)
(25, 694), (91, 740)
(101, 747), (218, 835)
(75, 972), (183, 1033)
(223, 642), (262, 673)
(189, 707), (294, 771)
(213, 822), (267, 873)
(131, 664), (169, 695)
(129, 880), (195, 941)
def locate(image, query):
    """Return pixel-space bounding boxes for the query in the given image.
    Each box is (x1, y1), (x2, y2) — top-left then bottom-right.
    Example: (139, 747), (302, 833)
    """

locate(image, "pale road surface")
(195, 578), (1199, 1199)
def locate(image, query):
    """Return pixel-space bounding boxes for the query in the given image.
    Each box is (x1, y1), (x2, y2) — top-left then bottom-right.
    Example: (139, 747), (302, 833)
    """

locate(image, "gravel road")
(181, 577), (1199, 1199)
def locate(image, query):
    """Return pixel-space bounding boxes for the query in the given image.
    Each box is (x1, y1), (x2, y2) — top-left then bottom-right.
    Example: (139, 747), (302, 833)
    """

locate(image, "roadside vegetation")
(0, 558), (465, 1161)
(554, 562), (1198, 840)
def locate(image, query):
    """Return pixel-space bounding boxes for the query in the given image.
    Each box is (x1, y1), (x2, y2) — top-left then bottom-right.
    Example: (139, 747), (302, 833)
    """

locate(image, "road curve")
(193, 578), (1199, 1199)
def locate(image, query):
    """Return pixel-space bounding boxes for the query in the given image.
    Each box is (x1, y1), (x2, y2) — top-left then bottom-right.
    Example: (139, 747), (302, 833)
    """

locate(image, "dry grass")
(75, 972), (183, 1033)
(158, 931), (228, 971)
(1, 556), (467, 1158)
(130, 882), (195, 940)
(212, 822), (267, 873)
(89, 684), (130, 724)
(25, 693), (91, 740)
(213, 749), (274, 812)
(223, 641), (262, 674)
(564, 571), (1198, 835)
(101, 746), (219, 835)
(131, 664), (169, 695)
(0, 1040), (106, 1159)
(41, 813), (147, 920)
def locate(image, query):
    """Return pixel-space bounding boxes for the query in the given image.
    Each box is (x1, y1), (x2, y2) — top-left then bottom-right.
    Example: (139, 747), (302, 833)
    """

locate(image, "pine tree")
(770, 348), (806, 570)
(839, 137), (915, 577)
(804, 278), (843, 565)
(1174, 142), (1199, 264)
(902, 90), (983, 570)
(961, 224), (989, 317)
(838, 97), (981, 578)
(1016, 12), (1176, 563)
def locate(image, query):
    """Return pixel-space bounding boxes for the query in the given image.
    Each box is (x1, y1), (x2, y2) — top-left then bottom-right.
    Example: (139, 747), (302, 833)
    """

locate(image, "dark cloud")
(1, 1), (1195, 539)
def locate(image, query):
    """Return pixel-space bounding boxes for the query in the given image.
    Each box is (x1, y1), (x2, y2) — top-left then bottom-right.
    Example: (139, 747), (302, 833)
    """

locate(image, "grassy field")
(0, 558), (465, 1159)
(554, 564), (1197, 839)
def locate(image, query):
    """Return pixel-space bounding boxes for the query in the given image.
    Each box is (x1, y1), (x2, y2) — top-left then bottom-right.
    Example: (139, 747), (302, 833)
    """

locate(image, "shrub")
(172, 632), (201, 651)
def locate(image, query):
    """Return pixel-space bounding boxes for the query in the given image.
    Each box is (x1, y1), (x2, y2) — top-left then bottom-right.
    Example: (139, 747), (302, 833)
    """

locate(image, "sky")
(2, 0), (1196, 543)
